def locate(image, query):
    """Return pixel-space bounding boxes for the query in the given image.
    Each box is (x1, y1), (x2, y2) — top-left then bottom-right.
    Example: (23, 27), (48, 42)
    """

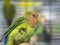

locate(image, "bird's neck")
(29, 21), (36, 28)
(25, 20), (36, 28)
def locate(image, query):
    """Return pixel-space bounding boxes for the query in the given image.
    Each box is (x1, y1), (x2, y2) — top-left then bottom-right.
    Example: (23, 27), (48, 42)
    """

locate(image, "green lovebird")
(0, 11), (43, 45)
(3, 0), (16, 26)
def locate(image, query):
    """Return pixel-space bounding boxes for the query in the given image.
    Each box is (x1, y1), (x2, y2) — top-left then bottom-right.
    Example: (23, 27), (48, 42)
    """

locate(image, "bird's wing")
(0, 17), (25, 42)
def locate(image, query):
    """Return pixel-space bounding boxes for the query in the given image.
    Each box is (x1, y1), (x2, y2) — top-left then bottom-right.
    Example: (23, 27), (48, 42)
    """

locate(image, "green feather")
(33, 22), (43, 35)
(0, 17), (25, 42)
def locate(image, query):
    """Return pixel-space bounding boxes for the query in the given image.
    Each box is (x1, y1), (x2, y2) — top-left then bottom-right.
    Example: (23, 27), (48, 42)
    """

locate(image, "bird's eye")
(32, 15), (35, 17)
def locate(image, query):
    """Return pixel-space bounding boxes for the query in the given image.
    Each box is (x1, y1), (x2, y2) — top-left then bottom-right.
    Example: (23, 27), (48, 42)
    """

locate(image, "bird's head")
(23, 11), (39, 27)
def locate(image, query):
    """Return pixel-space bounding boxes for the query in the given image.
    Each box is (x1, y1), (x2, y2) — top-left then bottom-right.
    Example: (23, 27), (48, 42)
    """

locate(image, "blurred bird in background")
(3, 0), (16, 26)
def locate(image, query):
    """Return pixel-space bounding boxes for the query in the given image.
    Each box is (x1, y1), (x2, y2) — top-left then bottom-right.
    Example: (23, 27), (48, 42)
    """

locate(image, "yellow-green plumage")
(7, 20), (34, 45)
(0, 11), (43, 45)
